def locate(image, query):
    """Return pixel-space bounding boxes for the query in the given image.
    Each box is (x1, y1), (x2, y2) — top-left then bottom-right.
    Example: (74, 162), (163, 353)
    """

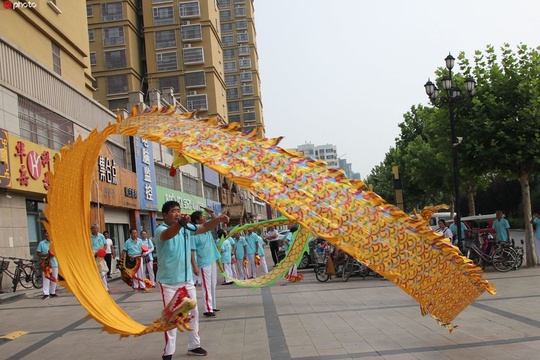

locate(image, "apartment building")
(0, 0), (136, 290)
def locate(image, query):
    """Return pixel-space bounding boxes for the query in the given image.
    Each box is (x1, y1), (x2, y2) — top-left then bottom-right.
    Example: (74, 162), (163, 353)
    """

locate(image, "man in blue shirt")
(140, 230), (155, 287)
(192, 209), (220, 318)
(122, 228), (145, 292)
(492, 210), (511, 242)
(531, 211), (540, 263)
(37, 230), (58, 299)
(449, 215), (467, 246)
(245, 229), (260, 278)
(90, 224), (108, 291)
(155, 201), (228, 359)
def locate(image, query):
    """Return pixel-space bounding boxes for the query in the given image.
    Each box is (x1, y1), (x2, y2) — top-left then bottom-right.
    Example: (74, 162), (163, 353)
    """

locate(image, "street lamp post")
(424, 53), (475, 245)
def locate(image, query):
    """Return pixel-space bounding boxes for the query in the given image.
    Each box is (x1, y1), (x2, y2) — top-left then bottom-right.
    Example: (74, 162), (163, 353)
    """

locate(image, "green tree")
(460, 44), (540, 266)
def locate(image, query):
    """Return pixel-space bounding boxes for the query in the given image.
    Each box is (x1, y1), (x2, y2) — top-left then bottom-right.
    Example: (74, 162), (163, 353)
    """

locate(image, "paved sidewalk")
(1, 266), (540, 360)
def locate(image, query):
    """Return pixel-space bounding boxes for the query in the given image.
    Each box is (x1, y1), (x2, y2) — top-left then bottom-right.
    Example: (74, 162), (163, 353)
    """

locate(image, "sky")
(254, 0), (540, 179)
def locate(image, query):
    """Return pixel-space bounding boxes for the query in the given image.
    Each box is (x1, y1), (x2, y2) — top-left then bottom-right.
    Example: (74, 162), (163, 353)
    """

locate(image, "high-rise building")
(87, 0), (265, 134)
(0, 0), (135, 286)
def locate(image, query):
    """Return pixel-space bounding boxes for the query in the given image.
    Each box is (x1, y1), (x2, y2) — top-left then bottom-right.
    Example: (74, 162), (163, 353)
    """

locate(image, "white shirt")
(266, 229), (279, 242)
(105, 238), (114, 254)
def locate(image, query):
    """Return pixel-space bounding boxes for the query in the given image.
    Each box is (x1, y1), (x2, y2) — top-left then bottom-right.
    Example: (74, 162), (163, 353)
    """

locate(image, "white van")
(429, 212), (453, 227)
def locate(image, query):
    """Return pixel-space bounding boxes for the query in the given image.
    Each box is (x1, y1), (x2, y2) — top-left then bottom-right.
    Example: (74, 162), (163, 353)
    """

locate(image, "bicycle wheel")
(492, 247), (517, 272)
(18, 269), (33, 289)
(315, 265), (330, 282)
(467, 249), (486, 270)
(342, 258), (352, 282)
(12, 268), (20, 292)
(514, 252), (523, 269)
(358, 263), (370, 277)
(32, 268), (43, 289)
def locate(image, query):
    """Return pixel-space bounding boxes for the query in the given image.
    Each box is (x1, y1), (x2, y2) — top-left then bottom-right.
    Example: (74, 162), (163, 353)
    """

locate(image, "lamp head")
(445, 53), (455, 70)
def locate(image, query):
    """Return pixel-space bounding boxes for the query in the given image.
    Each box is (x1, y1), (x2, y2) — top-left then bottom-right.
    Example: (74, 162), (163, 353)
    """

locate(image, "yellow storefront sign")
(8, 134), (56, 195)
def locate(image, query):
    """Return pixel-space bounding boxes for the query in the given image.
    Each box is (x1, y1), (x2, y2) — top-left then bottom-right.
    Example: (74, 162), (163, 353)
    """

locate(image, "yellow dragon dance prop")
(44, 106), (496, 336)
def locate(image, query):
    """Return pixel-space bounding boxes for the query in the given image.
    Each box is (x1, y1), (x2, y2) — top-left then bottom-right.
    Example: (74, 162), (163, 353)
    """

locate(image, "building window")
(234, 0), (246, 4)
(221, 23), (233, 34)
(181, 24), (202, 41)
(88, 29), (95, 42)
(244, 111), (256, 122)
(19, 98), (74, 152)
(239, 58), (251, 69)
(101, 2), (123, 21)
(179, 1), (200, 18)
(182, 47), (203, 64)
(90, 52), (97, 66)
(229, 114), (240, 122)
(86, 4), (93, 17)
(222, 35), (234, 47)
(238, 45), (250, 56)
(104, 49), (127, 69)
(153, 6), (174, 25)
(203, 184), (218, 202)
(224, 61), (236, 73)
(228, 101), (239, 112)
(220, 9), (232, 21)
(186, 94), (208, 111)
(234, 7), (246, 17)
(240, 71), (252, 82)
(226, 88), (238, 99)
(225, 74), (237, 86)
(106, 74), (128, 95)
(155, 29), (176, 49)
(107, 141), (126, 168)
(103, 26), (125, 47)
(182, 174), (199, 195)
(108, 98), (128, 112)
(241, 84), (253, 95)
(52, 42), (61, 75)
(223, 48), (235, 60)
(236, 19), (247, 30)
(159, 76), (179, 92)
(237, 32), (248, 43)
(156, 165), (175, 188)
(152, 0), (172, 3)
(243, 98), (254, 108)
(92, 79), (98, 89)
(218, 0), (230, 7)
(185, 71), (206, 88)
(156, 52), (178, 71)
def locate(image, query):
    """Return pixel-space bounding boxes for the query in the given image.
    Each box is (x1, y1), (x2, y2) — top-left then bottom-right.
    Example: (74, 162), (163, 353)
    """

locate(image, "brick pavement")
(1, 265), (540, 360)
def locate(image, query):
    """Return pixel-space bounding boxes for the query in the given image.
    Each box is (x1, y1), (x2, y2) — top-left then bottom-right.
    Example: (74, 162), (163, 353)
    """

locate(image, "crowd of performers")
(48, 205), (299, 360)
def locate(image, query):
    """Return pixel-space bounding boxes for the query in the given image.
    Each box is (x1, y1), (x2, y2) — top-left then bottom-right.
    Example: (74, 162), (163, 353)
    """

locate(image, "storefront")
(90, 144), (138, 256)
(156, 186), (206, 220)
(4, 132), (57, 258)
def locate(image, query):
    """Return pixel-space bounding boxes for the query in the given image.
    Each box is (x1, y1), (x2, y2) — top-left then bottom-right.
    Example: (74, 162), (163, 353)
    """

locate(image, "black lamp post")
(424, 53), (475, 244)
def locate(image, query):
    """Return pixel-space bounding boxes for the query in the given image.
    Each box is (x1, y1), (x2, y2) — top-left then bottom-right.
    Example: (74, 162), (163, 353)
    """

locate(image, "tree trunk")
(519, 171), (537, 267)
(467, 183), (476, 216)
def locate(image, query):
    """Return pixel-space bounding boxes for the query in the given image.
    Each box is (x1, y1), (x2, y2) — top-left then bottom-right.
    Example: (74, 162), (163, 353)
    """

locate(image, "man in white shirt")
(103, 231), (115, 279)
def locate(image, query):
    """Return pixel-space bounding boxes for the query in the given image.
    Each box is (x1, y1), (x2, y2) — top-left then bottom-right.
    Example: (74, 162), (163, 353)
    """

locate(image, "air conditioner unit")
(184, 43), (191, 48)
(182, 20), (190, 25)
(189, 91), (197, 95)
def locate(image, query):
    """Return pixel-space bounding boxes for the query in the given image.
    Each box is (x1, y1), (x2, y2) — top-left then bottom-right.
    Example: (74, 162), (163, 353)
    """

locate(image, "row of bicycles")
(461, 233), (524, 272)
(0, 256), (42, 292)
(311, 232), (523, 283)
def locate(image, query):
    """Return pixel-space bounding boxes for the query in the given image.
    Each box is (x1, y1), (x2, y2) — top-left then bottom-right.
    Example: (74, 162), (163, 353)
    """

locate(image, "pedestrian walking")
(265, 226), (280, 266)
(140, 230), (155, 287)
(90, 224), (108, 291)
(37, 230), (58, 299)
(103, 231), (115, 279)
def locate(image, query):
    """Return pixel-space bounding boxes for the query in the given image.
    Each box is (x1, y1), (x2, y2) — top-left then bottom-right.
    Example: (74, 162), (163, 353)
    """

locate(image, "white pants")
(535, 237), (540, 263)
(133, 257), (146, 290)
(235, 259), (247, 280)
(160, 281), (200, 355)
(145, 258), (155, 285)
(223, 263), (234, 283)
(258, 256), (268, 275)
(247, 254), (257, 278)
(199, 263), (217, 313)
(42, 267), (58, 296)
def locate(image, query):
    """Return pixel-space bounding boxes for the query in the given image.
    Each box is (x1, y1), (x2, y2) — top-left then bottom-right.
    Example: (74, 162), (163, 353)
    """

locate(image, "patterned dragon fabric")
(44, 106), (496, 336)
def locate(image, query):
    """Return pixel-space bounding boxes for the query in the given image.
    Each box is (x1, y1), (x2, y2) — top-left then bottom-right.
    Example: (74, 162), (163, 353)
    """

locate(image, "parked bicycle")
(341, 255), (370, 282)
(465, 233), (517, 272)
(511, 238), (524, 269)
(0, 256), (41, 292)
(314, 242), (335, 282)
